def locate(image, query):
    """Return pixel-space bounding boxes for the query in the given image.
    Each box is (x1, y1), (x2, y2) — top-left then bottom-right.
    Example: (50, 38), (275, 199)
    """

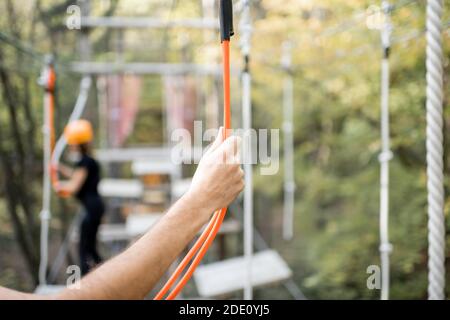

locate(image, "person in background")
(57, 119), (104, 276)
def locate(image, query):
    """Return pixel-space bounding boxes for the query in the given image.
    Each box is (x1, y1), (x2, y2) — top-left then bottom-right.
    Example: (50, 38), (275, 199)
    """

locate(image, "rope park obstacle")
(37, 56), (92, 288)
(34, 0), (300, 299)
(154, 0), (234, 300)
(0, 0), (443, 299)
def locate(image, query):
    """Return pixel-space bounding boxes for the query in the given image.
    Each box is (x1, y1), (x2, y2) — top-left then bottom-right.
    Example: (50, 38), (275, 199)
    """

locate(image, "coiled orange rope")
(155, 39), (232, 300)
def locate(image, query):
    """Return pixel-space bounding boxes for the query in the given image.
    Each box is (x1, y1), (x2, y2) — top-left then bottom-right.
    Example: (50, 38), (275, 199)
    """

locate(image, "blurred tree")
(0, 0), (122, 288)
(251, 0), (449, 299)
(0, 0), (43, 284)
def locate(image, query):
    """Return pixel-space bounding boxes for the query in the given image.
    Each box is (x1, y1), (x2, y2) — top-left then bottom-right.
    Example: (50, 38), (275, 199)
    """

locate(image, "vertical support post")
(38, 55), (55, 286)
(240, 0), (253, 300)
(282, 41), (295, 241)
(425, 0), (445, 300)
(78, 0), (92, 134)
(97, 77), (108, 149)
(115, 29), (124, 63)
(378, 1), (393, 301)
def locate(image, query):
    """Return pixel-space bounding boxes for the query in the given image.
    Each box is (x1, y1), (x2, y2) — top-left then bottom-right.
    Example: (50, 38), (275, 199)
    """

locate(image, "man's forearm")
(56, 192), (212, 300)
(0, 131), (243, 300)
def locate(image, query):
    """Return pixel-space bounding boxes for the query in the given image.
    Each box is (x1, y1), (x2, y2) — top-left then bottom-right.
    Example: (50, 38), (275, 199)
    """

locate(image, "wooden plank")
(71, 223), (131, 243)
(199, 218), (241, 235)
(95, 147), (171, 162)
(193, 250), (292, 298)
(70, 62), (225, 76)
(95, 147), (203, 164)
(132, 160), (181, 177)
(80, 17), (219, 29)
(98, 179), (143, 198)
(99, 224), (130, 242)
(125, 213), (241, 238)
(34, 285), (65, 295)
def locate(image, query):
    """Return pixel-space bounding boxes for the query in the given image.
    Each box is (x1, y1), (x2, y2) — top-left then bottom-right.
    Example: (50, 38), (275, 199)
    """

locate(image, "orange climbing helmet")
(64, 119), (93, 145)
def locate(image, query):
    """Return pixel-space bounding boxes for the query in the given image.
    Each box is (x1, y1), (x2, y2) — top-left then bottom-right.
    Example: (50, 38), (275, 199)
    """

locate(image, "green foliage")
(251, 0), (450, 299)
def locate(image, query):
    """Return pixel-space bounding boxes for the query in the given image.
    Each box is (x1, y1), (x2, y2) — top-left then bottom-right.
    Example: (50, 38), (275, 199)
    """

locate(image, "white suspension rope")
(378, 1), (394, 301)
(240, 0), (253, 301)
(51, 76), (92, 168)
(38, 56), (53, 286)
(425, 0), (446, 301)
(281, 41), (295, 242)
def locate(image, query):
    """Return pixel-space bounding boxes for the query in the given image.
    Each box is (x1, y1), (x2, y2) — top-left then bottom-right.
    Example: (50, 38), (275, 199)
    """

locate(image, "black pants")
(79, 196), (104, 275)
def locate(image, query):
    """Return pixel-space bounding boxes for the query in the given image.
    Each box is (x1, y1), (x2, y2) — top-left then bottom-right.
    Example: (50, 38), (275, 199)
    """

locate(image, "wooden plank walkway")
(193, 250), (292, 298)
(98, 179), (143, 199)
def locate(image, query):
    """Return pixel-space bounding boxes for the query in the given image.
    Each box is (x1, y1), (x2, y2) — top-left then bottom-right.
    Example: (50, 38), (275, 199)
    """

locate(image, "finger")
(218, 135), (242, 157)
(239, 167), (244, 178)
(216, 136), (241, 165)
(220, 153), (242, 166)
(205, 127), (224, 154)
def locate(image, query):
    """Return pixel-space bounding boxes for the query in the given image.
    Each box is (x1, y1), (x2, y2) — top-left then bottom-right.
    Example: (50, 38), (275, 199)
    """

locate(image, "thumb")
(205, 127), (224, 154)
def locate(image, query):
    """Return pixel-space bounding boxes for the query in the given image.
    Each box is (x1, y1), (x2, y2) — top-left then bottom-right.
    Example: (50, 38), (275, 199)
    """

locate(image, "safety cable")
(163, 40), (232, 300)
(38, 55), (56, 286)
(154, 211), (220, 299)
(154, 0), (234, 300)
(38, 55), (92, 285)
(50, 76), (92, 197)
(0, 30), (44, 60)
(40, 62), (70, 197)
(166, 209), (228, 299)
(378, 1), (393, 300)
(253, 18), (450, 76)
(0, 30), (72, 73)
(239, 0), (254, 300)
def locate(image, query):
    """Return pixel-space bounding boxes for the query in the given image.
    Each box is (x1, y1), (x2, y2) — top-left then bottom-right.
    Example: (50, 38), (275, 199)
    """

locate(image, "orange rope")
(156, 40), (232, 300)
(153, 211), (220, 299)
(48, 87), (57, 187)
(47, 67), (57, 187)
(222, 41), (231, 135)
(166, 208), (227, 300)
(46, 67), (70, 198)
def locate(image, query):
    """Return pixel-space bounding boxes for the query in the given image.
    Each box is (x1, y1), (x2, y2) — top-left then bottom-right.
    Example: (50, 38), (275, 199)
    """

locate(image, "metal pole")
(378, 1), (393, 301)
(38, 56), (54, 286)
(96, 77), (108, 149)
(425, 0), (445, 300)
(240, 0), (253, 300)
(79, 16), (219, 29)
(282, 41), (295, 241)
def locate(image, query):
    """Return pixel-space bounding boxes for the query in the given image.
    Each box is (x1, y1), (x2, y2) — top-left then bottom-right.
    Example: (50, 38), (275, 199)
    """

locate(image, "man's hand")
(186, 127), (244, 216)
